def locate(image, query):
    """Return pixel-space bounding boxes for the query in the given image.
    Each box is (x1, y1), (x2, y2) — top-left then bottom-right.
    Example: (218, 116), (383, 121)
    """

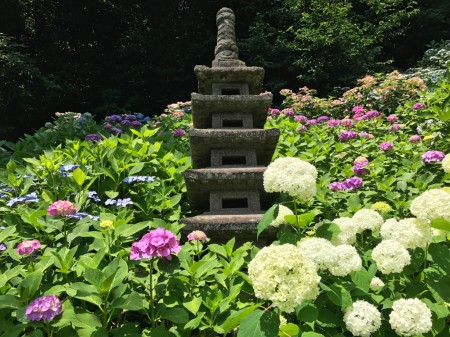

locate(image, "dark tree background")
(0, 0), (449, 140)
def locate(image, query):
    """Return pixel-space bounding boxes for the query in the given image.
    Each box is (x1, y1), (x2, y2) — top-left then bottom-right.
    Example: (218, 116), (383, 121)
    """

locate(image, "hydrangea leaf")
(257, 204), (278, 239)
(237, 309), (279, 337)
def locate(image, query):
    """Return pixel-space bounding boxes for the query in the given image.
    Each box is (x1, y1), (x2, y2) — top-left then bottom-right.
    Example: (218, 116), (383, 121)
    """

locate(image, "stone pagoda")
(181, 7), (279, 243)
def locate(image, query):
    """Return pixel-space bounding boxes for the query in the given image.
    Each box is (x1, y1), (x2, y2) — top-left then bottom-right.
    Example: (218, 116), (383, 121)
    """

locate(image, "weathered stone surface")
(189, 128), (280, 168)
(212, 7), (245, 68)
(184, 167), (277, 212)
(191, 92), (272, 129)
(194, 65), (265, 95)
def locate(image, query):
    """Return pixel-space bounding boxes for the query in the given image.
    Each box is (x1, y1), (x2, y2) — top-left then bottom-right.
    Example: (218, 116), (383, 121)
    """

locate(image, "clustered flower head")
(343, 300), (382, 337)
(270, 205), (293, 227)
(187, 230), (208, 242)
(130, 228), (181, 260)
(263, 157), (317, 200)
(26, 295), (62, 321)
(173, 128), (186, 137)
(410, 189), (450, 222)
(327, 244), (362, 276)
(412, 102), (425, 110)
(389, 298), (432, 336)
(386, 114), (398, 122)
(297, 237), (335, 270)
(100, 220), (113, 228)
(371, 201), (392, 213)
(422, 150), (445, 163)
(380, 218), (432, 249)
(371, 239), (411, 274)
(353, 157), (370, 176)
(84, 133), (102, 142)
(330, 217), (358, 245)
(17, 239), (41, 256)
(67, 212), (99, 221)
(47, 200), (77, 216)
(329, 177), (364, 191)
(105, 198), (133, 207)
(339, 130), (357, 142)
(248, 244), (320, 313)
(123, 176), (156, 184)
(352, 208), (384, 232)
(369, 277), (385, 292)
(409, 134), (421, 143)
(6, 192), (39, 207)
(379, 142), (394, 151)
(442, 153), (450, 173)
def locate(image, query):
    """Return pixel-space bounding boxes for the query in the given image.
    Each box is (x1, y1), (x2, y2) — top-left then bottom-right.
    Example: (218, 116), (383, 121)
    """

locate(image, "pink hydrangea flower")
(26, 295), (62, 321)
(412, 103), (425, 110)
(47, 200), (77, 216)
(187, 230), (208, 242)
(409, 135), (421, 143)
(389, 123), (402, 132)
(422, 150), (445, 163)
(17, 239), (41, 256)
(386, 114), (399, 122)
(352, 106), (365, 114)
(341, 118), (355, 128)
(269, 108), (280, 115)
(329, 182), (344, 191)
(380, 142), (394, 151)
(130, 228), (181, 260)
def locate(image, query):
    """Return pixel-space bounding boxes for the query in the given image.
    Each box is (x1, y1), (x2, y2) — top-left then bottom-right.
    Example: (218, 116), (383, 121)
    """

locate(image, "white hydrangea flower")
(371, 240), (411, 274)
(389, 298), (432, 336)
(248, 244), (321, 313)
(380, 218), (432, 249)
(442, 153), (450, 173)
(352, 209), (384, 232)
(330, 217), (358, 245)
(263, 157), (317, 200)
(270, 205), (294, 227)
(328, 244), (362, 276)
(343, 300), (382, 337)
(297, 237), (335, 270)
(410, 189), (450, 222)
(369, 277), (385, 292)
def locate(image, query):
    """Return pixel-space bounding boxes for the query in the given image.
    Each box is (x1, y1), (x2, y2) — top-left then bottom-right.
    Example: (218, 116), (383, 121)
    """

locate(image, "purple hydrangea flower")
(363, 110), (380, 119)
(110, 127), (123, 135)
(25, 295), (62, 321)
(409, 135), (421, 143)
(103, 123), (113, 130)
(282, 108), (294, 116)
(307, 119), (317, 125)
(130, 228), (181, 260)
(105, 115), (122, 123)
(339, 130), (357, 141)
(353, 162), (369, 176)
(358, 132), (373, 139)
(422, 150), (445, 163)
(329, 182), (344, 191)
(120, 119), (132, 126)
(389, 123), (402, 132)
(317, 116), (329, 123)
(131, 121), (143, 127)
(380, 142), (394, 151)
(294, 115), (308, 123)
(269, 108), (280, 115)
(327, 119), (342, 128)
(412, 103), (425, 110)
(173, 129), (186, 137)
(125, 114), (137, 121)
(342, 177), (364, 190)
(0, 244), (6, 251)
(85, 134), (102, 142)
(352, 106), (365, 114)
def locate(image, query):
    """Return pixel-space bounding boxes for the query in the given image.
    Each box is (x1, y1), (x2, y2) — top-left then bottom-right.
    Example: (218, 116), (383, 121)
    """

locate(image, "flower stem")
(149, 258), (155, 329)
(293, 200), (300, 229)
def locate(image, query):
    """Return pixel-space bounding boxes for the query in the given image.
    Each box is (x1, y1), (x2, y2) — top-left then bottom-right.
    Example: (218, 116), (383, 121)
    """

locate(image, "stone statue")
(213, 8), (245, 67)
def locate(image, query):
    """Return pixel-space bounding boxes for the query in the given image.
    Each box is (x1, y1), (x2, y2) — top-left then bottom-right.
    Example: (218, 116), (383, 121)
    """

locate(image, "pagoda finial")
(212, 7), (245, 67)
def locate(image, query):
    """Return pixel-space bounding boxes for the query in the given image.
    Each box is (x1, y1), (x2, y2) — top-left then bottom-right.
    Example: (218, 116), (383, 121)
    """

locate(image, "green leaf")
(115, 220), (150, 238)
(279, 323), (299, 337)
(222, 303), (260, 335)
(19, 270), (43, 301)
(296, 303), (318, 322)
(320, 283), (352, 307)
(350, 268), (371, 293)
(161, 307), (189, 324)
(84, 268), (104, 288)
(257, 204), (278, 239)
(184, 312), (205, 330)
(237, 309), (279, 337)
(149, 324), (170, 337)
(347, 195), (362, 212)
(0, 294), (23, 309)
(183, 296), (202, 315)
(169, 193), (182, 207)
(129, 162), (144, 176)
(72, 167), (86, 186)
(0, 225), (16, 242)
(105, 190), (119, 199)
(430, 218), (450, 231)
(428, 243), (450, 271)
(315, 222), (340, 241)
(111, 291), (144, 311)
(301, 333), (325, 337)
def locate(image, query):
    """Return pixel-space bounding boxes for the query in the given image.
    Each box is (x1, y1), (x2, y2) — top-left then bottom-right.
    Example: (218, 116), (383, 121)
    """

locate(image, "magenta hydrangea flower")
(363, 110), (380, 119)
(342, 177), (364, 190)
(307, 119), (317, 125)
(47, 200), (77, 216)
(352, 106), (365, 114)
(130, 228), (181, 260)
(294, 115), (308, 123)
(380, 142), (394, 151)
(26, 295), (62, 321)
(339, 130), (357, 141)
(17, 239), (41, 256)
(187, 230), (208, 242)
(422, 150), (445, 163)
(389, 123), (402, 132)
(317, 116), (329, 123)
(386, 114), (399, 122)
(327, 119), (342, 128)
(282, 108), (294, 116)
(412, 103), (425, 110)
(173, 128), (186, 137)
(409, 135), (421, 143)
(269, 108), (280, 115)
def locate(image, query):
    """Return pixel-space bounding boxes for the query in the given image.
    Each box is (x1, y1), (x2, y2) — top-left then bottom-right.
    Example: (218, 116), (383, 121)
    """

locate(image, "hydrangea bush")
(0, 53), (449, 336)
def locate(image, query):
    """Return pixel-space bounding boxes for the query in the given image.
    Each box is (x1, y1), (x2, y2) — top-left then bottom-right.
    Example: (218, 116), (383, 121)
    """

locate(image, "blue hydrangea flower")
(88, 191), (100, 202)
(105, 199), (117, 205)
(67, 213), (99, 221)
(7, 192), (39, 207)
(123, 176), (156, 184)
(116, 198), (133, 207)
(58, 164), (80, 177)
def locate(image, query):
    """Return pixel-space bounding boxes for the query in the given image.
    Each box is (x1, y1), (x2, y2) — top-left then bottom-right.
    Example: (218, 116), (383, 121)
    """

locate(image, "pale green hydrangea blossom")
(410, 189), (450, 222)
(330, 217), (358, 245)
(371, 240), (411, 274)
(380, 218), (432, 249)
(297, 237), (335, 271)
(328, 244), (362, 276)
(352, 209), (384, 232)
(442, 153), (450, 173)
(248, 244), (321, 313)
(389, 298), (432, 336)
(270, 205), (293, 227)
(369, 277), (385, 292)
(263, 157), (317, 200)
(343, 300), (382, 337)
